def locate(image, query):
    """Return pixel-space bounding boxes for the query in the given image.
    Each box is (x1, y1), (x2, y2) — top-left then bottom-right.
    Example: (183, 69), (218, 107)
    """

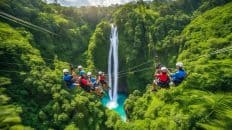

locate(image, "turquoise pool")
(101, 93), (127, 121)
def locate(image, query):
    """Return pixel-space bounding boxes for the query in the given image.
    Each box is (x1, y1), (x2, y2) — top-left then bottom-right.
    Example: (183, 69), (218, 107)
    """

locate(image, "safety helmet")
(161, 67), (167, 72)
(176, 62), (183, 68)
(80, 70), (85, 76)
(63, 69), (69, 73)
(87, 72), (92, 76)
(98, 71), (103, 75)
(78, 65), (82, 69)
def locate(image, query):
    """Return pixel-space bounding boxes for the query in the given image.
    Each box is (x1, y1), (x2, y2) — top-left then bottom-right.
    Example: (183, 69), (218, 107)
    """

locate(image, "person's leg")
(104, 83), (108, 90)
(158, 82), (169, 89)
(165, 83), (170, 89)
(95, 87), (103, 97)
(157, 82), (164, 88)
(103, 81), (109, 89)
(80, 85), (85, 91)
(81, 85), (90, 92)
(87, 86), (91, 92)
(152, 80), (158, 91)
(95, 87), (99, 95)
(101, 80), (108, 90)
(68, 84), (76, 89)
(173, 80), (180, 86)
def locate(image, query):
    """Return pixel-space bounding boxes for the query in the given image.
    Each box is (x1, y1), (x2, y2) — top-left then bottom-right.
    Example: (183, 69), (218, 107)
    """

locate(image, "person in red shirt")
(152, 64), (162, 91)
(97, 71), (108, 90)
(80, 73), (92, 92)
(152, 67), (170, 91)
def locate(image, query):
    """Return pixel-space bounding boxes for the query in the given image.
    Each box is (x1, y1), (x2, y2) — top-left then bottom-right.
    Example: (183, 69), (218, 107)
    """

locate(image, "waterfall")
(107, 24), (119, 109)
(105, 25), (127, 122)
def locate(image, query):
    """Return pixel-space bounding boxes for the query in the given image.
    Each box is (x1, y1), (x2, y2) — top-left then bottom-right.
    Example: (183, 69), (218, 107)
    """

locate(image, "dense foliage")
(87, 21), (111, 72)
(178, 3), (232, 92)
(0, 0), (116, 65)
(122, 87), (232, 129)
(115, 2), (232, 130)
(0, 0), (231, 129)
(0, 21), (112, 129)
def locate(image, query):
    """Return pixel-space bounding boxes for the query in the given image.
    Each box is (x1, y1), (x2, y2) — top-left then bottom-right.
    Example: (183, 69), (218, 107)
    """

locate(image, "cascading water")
(102, 24), (126, 122)
(107, 24), (119, 109)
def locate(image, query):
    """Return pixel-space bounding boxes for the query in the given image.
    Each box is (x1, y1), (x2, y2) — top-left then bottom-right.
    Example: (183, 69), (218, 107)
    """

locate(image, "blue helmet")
(80, 70), (85, 76)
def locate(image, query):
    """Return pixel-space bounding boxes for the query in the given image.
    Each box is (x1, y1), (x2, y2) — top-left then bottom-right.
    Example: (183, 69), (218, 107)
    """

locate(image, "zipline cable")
(117, 46), (232, 78)
(0, 14), (231, 75)
(0, 14), (49, 35)
(1, 11), (231, 77)
(1, 44), (232, 76)
(184, 46), (232, 62)
(118, 67), (154, 79)
(0, 11), (59, 36)
(0, 14), (43, 33)
(0, 52), (97, 71)
(0, 70), (25, 73)
(0, 11), (154, 74)
(1, 46), (231, 76)
(117, 59), (154, 75)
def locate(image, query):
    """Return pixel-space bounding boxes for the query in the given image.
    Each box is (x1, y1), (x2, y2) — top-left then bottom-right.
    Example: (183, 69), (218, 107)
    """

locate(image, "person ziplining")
(63, 61), (187, 95)
(152, 67), (171, 91)
(63, 69), (78, 89)
(97, 71), (109, 90)
(87, 72), (104, 97)
(170, 62), (187, 86)
(63, 64), (109, 97)
(61, 46), (232, 95)
(152, 62), (187, 92)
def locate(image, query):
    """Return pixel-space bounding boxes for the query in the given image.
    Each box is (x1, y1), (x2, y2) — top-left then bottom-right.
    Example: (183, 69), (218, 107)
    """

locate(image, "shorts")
(100, 80), (106, 85)
(81, 85), (91, 92)
(67, 83), (77, 89)
(91, 83), (99, 90)
(173, 80), (182, 86)
(157, 82), (170, 88)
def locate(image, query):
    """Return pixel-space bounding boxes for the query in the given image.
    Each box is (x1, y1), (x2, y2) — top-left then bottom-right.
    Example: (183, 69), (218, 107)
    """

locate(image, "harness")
(158, 78), (170, 87)
(156, 73), (170, 88)
(172, 70), (186, 85)
(80, 78), (91, 92)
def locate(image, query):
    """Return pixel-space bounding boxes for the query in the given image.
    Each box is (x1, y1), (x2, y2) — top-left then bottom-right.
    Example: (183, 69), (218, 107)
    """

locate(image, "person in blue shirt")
(63, 69), (77, 89)
(77, 65), (85, 76)
(87, 72), (103, 96)
(87, 72), (99, 90)
(171, 62), (187, 86)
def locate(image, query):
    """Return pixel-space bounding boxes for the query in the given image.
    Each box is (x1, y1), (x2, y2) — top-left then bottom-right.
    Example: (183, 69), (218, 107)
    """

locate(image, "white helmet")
(78, 65), (82, 69)
(63, 69), (69, 73)
(98, 71), (103, 75)
(161, 67), (167, 72)
(87, 72), (92, 76)
(176, 62), (183, 68)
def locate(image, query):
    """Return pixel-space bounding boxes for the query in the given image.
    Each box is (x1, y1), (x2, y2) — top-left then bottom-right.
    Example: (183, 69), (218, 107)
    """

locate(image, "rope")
(0, 70), (26, 73)
(0, 14), (41, 32)
(117, 59), (154, 75)
(0, 11), (58, 36)
(183, 46), (232, 63)
(118, 67), (154, 79)
(1, 10), (231, 78)
(117, 46), (232, 77)
(0, 62), (43, 66)
(1, 46), (231, 76)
